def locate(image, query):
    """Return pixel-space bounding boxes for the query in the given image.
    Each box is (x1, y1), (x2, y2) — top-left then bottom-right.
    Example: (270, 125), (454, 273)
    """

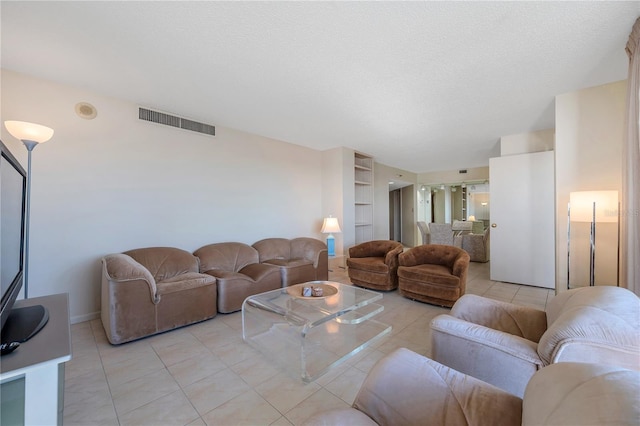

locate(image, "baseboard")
(71, 311), (100, 325)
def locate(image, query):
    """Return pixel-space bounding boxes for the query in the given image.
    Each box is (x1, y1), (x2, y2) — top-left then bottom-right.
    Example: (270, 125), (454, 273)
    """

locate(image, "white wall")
(321, 147), (349, 256)
(500, 128), (555, 156)
(555, 80), (626, 291)
(417, 166), (489, 186)
(1, 70), (324, 322)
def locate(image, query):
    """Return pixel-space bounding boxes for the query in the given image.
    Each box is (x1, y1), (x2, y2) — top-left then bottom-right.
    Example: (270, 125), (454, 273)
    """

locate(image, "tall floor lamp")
(568, 190), (619, 288)
(4, 121), (54, 298)
(321, 216), (341, 256)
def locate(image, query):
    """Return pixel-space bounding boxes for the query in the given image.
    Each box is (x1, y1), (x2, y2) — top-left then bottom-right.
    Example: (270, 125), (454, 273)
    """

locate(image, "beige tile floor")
(63, 261), (554, 426)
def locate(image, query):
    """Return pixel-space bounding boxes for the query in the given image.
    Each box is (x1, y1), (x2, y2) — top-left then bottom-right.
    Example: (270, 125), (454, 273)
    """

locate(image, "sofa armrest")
(538, 306), (640, 369)
(291, 238), (328, 268)
(102, 253), (158, 301)
(352, 348), (522, 425)
(431, 314), (542, 364)
(450, 294), (547, 342)
(431, 314), (542, 397)
(523, 362), (640, 426)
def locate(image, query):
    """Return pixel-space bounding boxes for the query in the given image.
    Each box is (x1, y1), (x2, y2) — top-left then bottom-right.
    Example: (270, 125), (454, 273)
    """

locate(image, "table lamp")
(321, 216), (341, 256)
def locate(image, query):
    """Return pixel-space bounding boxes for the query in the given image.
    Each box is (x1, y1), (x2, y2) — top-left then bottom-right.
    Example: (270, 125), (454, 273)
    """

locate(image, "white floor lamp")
(4, 121), (54, 298)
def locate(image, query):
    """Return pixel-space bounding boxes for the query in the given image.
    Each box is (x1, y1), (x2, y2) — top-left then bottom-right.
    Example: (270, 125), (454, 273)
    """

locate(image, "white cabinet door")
(489, 151), (555, 288)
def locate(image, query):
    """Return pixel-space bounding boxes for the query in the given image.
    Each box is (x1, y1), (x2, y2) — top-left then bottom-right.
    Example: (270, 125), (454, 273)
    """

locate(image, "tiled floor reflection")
(63, 261), (554, 425)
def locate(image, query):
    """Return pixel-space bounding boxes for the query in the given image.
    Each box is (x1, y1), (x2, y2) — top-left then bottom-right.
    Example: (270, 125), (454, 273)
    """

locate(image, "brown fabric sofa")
(303, 347), (640, 426)
(194, 242), (281, 313)
(347, 240), (404, 291)
(101, 247), (217, 344)
(430, 286), (640, 397)
(398, 244), (470, 307)
(252, 237), (328, 287)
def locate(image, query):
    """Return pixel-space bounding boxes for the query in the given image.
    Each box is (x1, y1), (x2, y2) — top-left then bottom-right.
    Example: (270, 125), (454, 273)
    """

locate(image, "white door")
(489, 151), (555, 288)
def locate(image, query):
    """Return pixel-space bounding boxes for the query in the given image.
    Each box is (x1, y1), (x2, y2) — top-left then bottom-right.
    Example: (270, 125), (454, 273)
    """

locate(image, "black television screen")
(0, 139), (27, 334)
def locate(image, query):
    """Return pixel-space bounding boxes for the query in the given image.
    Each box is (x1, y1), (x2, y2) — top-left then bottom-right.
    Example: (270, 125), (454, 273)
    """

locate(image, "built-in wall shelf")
(354, 152), (374, 244)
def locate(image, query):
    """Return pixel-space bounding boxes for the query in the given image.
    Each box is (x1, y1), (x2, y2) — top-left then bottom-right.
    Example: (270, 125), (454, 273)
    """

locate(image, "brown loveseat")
(252, 237), (328, 287)
(398, 244), (470, 307)
(194, 242), (281, 313)
(347, 240), (404, 291)
(101, 247), (217, 344)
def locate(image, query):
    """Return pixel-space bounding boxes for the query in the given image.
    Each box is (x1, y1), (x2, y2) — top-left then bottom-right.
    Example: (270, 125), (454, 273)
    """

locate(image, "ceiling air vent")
(138, 107), (215, 136)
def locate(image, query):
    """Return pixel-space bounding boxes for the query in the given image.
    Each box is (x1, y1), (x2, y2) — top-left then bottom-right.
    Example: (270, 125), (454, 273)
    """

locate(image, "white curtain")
(622, 18), (640, 296)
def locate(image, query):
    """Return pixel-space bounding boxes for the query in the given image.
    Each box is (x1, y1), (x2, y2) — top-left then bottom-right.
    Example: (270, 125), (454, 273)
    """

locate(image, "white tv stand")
(0, 293), (71, 425)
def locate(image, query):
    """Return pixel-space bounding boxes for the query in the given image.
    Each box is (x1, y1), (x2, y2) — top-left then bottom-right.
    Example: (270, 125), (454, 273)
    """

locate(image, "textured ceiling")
(2, 1), (638, 173)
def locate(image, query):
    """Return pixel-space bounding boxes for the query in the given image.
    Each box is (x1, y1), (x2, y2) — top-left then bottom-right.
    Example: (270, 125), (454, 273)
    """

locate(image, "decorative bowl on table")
(286, 282), (338, 300)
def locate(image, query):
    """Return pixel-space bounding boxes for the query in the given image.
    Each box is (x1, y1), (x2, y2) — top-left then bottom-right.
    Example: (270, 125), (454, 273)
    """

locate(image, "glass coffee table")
(242, 281), (391, 382)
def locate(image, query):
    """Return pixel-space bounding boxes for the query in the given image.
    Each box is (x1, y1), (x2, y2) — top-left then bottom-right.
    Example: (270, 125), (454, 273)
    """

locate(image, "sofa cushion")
(347, 257), (388, 274)
(195, 242), (259, 273)
(398, 264), (460, 287)
(124, 247), (199, 282)
(264, 258), (311, 268)
(156, 272), (216, 296)
(253, 238), (291, 262)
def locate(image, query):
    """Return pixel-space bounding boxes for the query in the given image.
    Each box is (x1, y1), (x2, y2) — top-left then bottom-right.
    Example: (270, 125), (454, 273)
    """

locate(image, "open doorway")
(389, 181), (415, 246)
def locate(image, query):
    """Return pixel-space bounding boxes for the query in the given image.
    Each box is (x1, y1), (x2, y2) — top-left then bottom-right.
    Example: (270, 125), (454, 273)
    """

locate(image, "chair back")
(428, 223), (454, 245)
(417, 221), (430, 245)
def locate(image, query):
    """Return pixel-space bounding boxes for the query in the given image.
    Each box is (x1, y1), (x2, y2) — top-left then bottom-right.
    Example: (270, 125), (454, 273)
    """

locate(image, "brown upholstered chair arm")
(452, 251), (471, 276)
(450, 294), (547, 341)
(102, 253), (158, 302)
(398, 249), (422, 267)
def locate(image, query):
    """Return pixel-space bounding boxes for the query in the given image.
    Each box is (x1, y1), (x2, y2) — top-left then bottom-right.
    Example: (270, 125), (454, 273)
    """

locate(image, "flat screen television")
(1, 139), (48, 346)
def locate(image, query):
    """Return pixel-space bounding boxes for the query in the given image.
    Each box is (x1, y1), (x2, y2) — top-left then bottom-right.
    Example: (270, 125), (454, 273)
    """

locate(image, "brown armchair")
(347, 240), (404, 291)
(101, 247), (217, 344)
(398, 244), (470, 307)
(194, 242), (281, 313)
(252, 237), (328, 287)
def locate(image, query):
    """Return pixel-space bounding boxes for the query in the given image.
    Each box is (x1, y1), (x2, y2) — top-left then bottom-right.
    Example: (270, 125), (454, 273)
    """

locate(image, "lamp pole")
(22, 140), (39, 298)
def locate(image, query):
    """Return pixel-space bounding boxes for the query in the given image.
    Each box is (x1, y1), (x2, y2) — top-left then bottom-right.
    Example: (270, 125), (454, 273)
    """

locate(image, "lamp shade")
(468, 215), (476, 221)
(4, 121), (54, 143)
(569, 191), (618, 223)
(321, 217), (341, 234)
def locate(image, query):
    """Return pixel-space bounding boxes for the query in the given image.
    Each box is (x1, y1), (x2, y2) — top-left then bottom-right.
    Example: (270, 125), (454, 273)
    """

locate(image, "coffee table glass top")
(242, 281), (391, 382)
